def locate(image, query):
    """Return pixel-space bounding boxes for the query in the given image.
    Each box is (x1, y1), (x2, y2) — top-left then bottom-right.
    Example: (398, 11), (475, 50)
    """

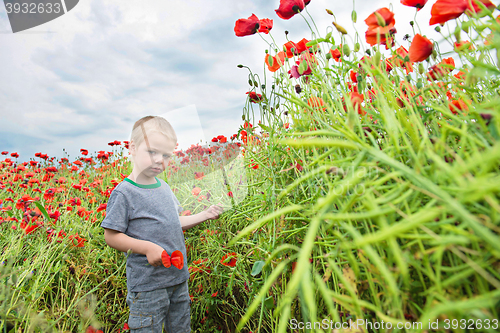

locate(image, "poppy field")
(2, 0), (500, 332)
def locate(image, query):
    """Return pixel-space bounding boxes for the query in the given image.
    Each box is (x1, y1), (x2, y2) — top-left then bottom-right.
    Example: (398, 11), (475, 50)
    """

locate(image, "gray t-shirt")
(100, 177), (189, 292)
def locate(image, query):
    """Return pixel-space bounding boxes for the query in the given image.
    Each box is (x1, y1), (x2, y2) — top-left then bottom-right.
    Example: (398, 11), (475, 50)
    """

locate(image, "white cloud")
(0, 0), (462, 161)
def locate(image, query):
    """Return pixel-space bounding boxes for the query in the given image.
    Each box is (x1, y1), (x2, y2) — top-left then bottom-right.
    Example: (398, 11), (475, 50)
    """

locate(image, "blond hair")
(129, 116), (177, 164)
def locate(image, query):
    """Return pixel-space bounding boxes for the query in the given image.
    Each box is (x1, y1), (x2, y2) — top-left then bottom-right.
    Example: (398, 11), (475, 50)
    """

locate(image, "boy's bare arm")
(104, 228), (164, 267)
(179, 205), (223, 231)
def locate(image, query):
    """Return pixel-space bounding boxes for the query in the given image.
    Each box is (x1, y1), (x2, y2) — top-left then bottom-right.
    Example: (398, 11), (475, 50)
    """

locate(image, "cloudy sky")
(0, 0), (442, 162)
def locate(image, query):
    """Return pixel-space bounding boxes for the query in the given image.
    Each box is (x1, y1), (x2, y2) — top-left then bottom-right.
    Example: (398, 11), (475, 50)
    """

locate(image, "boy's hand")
(145, 242), (165, 267)
(204, 205), (224, 221)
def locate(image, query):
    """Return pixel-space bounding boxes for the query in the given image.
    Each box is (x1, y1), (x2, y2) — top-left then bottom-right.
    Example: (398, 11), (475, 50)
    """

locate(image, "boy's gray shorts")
(126, 280), (191, 333)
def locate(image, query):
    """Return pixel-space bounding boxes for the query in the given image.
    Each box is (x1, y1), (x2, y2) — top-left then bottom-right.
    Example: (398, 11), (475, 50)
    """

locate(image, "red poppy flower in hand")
(234, 14), (260, 37)
(170, 250), (184, 270)
(161, 250), (171, 268)
(409, 34), (433, 62)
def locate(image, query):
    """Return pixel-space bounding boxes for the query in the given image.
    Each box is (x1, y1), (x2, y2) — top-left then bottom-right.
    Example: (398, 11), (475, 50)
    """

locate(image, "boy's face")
(129, 132), (176, 178)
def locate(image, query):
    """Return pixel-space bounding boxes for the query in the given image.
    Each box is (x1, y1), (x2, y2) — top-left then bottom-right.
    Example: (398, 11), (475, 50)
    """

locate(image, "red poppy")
(307, 97), (326, 110)
(265, 52), (286, 72)
(170, 250), (184, 270)
(400, 0), (428, 10)
(80, 149), (88, 155)
(1, 151), (7, 155)
(108, 140), (121, 146)
(293, 38), (311, 55)
(68, 197), (81, 206)
(454, 70), (467, 80)
(466, 0), (496, 15)
(259, 18), (273, 34)
(192, 187), (201, 196)
(429, 0), (468, 25)
(329, 48), (341, 62)
(389, 46), (413, 74)
(454, 40), (474, 51)
(427, 57), (455, 81)
(194, 172), (205, 180)
(96, 204), (107, 212)
(247, 91), (264, 103)
(211, 291), (218, 297)
(364, 8), (397, 48)
(351, 92), (365, 115)
(161, 250), (171, 268)
(234, 14), (260, 37)
(283, 39), (311, 57)
(365, 7), (395, 30)
(69, 233), (86, 247)
(25, 224), (40, 235)
(275, 0), (308, 20)
(350, 70), (358, 82)
(449, 99), (468, 114)
(10, 152), (19, 158)
(409, 34), (433, 62)
(220, 252), (237, 267)
(365, 27), (396, 48)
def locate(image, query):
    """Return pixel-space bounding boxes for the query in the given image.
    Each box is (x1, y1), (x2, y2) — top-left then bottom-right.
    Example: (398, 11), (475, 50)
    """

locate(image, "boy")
(101, 116), (222, 332)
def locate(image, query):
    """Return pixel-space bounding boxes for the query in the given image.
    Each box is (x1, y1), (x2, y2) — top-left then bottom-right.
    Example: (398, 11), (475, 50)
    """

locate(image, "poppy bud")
(374, 51), (381, 63)
(410, 21), (414, 26)
(418, 63), (425, 75)
(326, 52), (332, 60)
(248, 79), (253, 86)
(261, 84), (265, 89)
(242, 115), (246, 121)
(351, 10), (357, 23)
(333, 21), (347, 35)
(326, 9), (333, 15)
(416, 79), (423, 89)
(342, 44), (350, 57)
(354, 43), (360, 52)
(462, 21), (470, 33)
(295, 84), (302, 94)
(365, 49), (371, 56)
(254, 81), (258, 87)
(374, 12), (386, 27)
(454, 25), (461, 42)
(237, 64), (243, 68)
(298, 60), (307, 74)
(434, 26), (441, 32)
(285, 30), (289, 35)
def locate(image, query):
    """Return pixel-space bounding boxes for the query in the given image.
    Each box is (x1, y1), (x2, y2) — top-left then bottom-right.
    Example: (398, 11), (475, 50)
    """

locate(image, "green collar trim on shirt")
(124, 177), (161, 188)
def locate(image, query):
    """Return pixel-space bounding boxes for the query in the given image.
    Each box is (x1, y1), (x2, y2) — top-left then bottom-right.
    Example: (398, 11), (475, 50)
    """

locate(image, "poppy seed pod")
(342, 44), (351, 57)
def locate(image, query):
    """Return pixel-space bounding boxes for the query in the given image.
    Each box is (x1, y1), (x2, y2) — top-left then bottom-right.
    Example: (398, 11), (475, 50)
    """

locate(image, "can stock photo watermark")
(2, 0), (79, 33)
